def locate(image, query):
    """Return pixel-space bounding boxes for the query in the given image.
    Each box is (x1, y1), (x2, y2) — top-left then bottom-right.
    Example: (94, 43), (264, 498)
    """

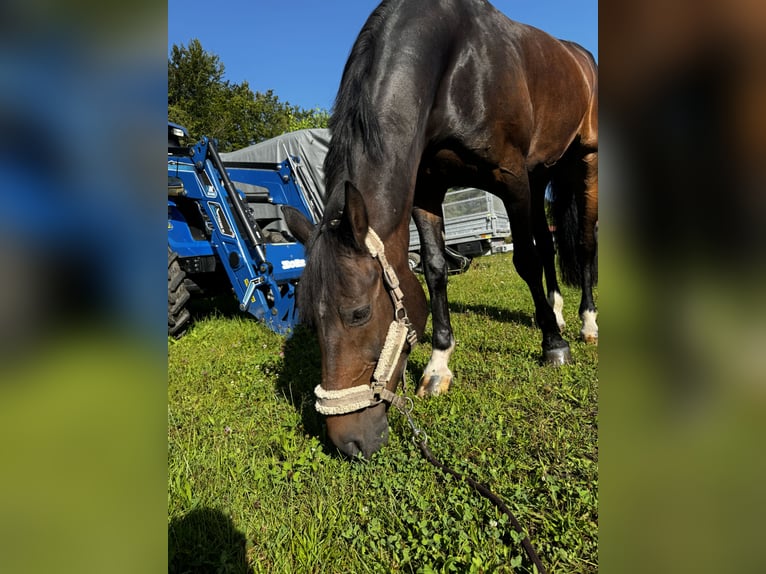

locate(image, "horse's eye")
(340, 304), (371, 327)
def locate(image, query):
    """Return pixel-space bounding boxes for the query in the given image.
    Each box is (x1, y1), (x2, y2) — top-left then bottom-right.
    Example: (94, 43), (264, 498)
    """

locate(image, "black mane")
(323, 1), (396, 196)
(295, 225), (354, 328)
(299, 2), (401, 325)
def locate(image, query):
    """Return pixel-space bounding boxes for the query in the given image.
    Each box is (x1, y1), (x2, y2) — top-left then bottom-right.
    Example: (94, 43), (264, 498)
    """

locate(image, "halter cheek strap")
(314, 228), (418, 416)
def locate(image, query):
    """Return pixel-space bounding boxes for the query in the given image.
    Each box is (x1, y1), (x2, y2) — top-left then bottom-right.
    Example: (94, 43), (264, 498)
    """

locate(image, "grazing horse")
(283, 0), (598, 458)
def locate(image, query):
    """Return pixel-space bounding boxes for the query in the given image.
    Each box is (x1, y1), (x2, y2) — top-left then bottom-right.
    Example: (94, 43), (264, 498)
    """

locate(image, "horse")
(283, 0), (598, 458)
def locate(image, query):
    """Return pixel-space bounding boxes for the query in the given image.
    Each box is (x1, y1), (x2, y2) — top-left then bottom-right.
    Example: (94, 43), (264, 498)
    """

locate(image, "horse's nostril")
(339, 440), (361, 458)
(338, 438), (385, 459)
(328, 404), (390, 459)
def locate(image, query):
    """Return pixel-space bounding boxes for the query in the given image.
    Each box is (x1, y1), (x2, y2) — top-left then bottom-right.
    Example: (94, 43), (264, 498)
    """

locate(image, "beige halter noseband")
(314, 228), (418, 415)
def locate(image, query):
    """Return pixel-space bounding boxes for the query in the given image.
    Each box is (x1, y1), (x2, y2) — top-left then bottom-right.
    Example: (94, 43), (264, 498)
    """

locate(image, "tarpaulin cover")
(221, 129), (331, 222)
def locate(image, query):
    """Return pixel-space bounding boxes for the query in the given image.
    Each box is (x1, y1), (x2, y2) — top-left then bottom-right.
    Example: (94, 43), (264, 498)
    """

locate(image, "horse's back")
(400, 0), (598, 167)
(330, 0), (598, 190)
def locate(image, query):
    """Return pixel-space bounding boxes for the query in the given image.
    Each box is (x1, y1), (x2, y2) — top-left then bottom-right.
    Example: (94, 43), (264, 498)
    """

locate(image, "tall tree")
(168, 40), (328, 152)
(168, 39), (226, 142)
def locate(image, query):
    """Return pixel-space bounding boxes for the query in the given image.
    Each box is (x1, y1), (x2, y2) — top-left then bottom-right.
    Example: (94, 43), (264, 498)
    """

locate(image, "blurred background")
(600, 0), (766, 571)
(0, 1), (167, 573)
(0, 0), (764, 572)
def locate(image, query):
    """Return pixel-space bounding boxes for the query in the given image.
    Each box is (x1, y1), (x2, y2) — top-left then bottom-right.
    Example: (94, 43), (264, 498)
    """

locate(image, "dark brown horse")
(284, 0), (597, 457)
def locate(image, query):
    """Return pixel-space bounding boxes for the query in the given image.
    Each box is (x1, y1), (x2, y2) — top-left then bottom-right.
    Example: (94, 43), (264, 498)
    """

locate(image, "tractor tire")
(168, 247), (191, 337)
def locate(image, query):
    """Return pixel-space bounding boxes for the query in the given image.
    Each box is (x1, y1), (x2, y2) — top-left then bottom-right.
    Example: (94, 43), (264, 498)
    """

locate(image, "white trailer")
(408, 187), (512, 273)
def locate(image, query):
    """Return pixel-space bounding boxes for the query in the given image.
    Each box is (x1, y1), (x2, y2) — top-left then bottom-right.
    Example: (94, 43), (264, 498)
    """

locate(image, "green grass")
(168, 253), (598, 573)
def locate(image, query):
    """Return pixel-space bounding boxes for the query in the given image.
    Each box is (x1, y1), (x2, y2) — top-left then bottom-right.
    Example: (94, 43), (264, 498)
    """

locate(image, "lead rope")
(358, 227), (547, 571)
(394, 385), (549, 574)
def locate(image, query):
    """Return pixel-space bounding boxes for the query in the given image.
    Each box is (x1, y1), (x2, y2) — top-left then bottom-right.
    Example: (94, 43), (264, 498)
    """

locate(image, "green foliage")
(168, 39), (330, 152)
(287, 107), (331, 133)
(168, 254), (598, 573)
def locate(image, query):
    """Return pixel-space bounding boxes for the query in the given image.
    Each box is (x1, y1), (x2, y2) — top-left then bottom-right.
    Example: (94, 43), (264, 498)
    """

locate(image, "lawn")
(168, 252), (598, 573)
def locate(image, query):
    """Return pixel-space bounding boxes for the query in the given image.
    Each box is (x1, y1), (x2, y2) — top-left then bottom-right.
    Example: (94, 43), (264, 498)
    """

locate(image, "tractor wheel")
(168, 247), (191, 337)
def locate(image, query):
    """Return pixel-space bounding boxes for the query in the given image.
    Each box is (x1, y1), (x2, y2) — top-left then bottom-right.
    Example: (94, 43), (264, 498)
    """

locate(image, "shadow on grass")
(169, 507), (251, 574)
(170, 289), (245, 338)
(448, 301), (535, 328)
(275, 325), (327, 443)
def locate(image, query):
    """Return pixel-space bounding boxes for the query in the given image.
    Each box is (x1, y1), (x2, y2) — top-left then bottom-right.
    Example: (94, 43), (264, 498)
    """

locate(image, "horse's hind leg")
(531, 169), (565, 332)
(412, 203), (456, 398)
(578, 151), (598, 343)
(500, 168), (571, 364)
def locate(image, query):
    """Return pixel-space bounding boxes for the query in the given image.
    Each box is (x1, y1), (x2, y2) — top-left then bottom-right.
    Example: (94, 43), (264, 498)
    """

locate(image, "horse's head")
(283, 182), (426, 458)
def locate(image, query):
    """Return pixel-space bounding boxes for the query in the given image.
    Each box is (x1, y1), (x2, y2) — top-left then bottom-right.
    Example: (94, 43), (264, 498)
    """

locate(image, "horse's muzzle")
(326, 402), (390, 458)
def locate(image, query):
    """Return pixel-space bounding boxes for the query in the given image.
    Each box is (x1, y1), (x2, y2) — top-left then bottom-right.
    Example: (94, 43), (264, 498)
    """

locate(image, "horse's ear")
(343, 181), (369, 249)
(282, 206), (315, 245)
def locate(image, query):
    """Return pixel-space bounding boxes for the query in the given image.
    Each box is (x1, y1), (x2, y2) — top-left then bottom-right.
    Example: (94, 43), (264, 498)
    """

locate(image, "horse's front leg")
(412, 205), (456, 397)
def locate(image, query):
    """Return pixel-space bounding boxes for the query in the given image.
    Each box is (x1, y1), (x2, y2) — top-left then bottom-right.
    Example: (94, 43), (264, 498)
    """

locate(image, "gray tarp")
(221, 129), (331, 223)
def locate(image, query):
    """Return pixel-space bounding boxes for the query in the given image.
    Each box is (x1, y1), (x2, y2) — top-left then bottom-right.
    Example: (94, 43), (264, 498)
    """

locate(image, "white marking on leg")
(580, 309), (598, 343)
(424, 342), (455, 378)
(417, 339), (456, 397)
(548, 291), (566, 331)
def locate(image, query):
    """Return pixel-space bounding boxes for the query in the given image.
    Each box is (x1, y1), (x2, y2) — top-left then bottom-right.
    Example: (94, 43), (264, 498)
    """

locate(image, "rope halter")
(314, 227), (419, 416)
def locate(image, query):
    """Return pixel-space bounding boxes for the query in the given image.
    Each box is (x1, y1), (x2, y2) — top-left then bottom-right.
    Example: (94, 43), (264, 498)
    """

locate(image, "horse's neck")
(327, 165), (415, 241)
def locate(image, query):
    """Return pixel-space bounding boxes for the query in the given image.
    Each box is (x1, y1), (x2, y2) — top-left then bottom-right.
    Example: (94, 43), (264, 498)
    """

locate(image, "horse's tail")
(548, 159), (584, 287)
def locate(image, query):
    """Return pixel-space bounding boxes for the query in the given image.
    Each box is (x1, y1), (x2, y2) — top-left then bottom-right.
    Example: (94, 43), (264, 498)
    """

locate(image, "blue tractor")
(167, 123), (317, 337)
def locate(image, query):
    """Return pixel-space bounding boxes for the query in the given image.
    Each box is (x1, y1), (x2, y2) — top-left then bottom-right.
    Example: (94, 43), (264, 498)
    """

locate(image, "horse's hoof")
(544, 345), (572, 365)
(416, 373), (452, 398)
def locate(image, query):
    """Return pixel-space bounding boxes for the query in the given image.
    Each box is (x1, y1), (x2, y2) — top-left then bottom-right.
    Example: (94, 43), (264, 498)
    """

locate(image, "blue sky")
(168, 0), (597, 111)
